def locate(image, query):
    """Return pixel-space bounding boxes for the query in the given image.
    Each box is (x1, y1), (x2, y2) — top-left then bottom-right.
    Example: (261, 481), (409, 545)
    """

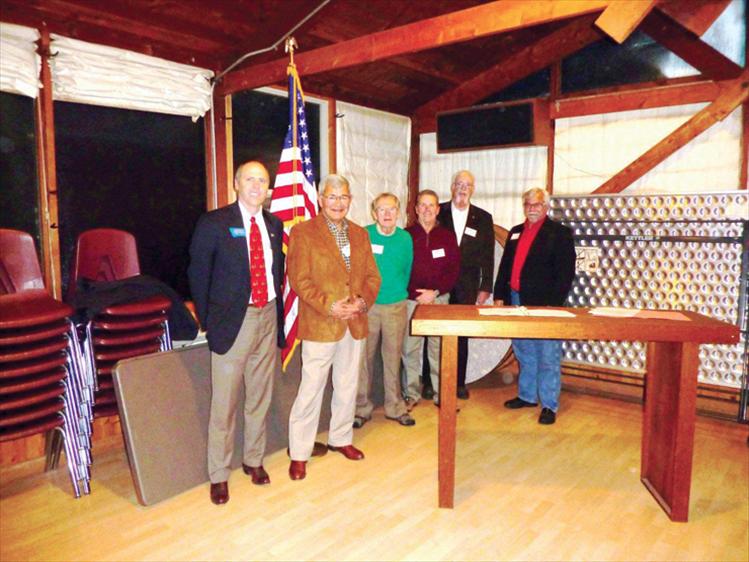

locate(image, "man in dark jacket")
(188, 160), (286, 504)
(438, 170), (494, 399)
(493, 187), (575, 425)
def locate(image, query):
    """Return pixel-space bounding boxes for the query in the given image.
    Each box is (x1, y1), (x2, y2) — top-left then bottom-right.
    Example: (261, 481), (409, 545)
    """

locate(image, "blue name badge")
(229, 227), (246, 238)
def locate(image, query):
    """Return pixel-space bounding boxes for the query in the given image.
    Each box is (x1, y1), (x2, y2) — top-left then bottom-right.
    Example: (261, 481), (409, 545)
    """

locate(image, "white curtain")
(335, 102), (411, 227)
(0, 23), (41, 98)
(49, 35), (213, 120)
(554, 103), (742, 195)
(419, 133), (547, 230)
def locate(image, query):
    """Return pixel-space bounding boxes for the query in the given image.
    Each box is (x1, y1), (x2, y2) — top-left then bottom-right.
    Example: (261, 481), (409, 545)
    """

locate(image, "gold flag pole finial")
(285, 36), (298, 67)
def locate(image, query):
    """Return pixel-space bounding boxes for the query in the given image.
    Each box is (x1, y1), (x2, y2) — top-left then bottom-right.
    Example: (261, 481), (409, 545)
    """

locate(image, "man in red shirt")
(493, 188), (575, 425)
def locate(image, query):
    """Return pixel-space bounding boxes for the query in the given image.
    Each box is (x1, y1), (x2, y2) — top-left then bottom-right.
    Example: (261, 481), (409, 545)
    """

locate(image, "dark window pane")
(231, 90), (320, 185)
(438, 104), (534, 151)
(562, 31), (698, 93)
(479, 69), (550, 104)
(54, 102), (205, 299)
(0, 91), (40, 251)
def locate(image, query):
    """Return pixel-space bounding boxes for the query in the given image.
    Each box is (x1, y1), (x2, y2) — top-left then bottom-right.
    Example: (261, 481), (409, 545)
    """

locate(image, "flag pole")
(285, 36), (299, 222)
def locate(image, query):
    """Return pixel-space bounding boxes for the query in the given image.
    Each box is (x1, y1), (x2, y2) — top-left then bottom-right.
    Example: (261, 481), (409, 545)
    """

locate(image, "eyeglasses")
(323, 194), (351, 203)
(523, 202), (546, 209)
(376, 206), (397, 213)
(453, 182), (473, 189)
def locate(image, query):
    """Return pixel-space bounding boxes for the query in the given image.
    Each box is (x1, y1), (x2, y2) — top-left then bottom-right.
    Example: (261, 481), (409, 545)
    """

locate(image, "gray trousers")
(401, 294), (450, 402)
(356, 301), (409, 419)
(208, 301), (277, 483)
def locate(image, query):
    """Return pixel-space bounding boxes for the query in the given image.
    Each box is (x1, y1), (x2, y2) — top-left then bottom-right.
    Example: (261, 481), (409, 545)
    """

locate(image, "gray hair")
(319, 173), (350, 195)
(371, 192), (400, 214)
(451, 169), (475, 186)
(522, 187), (550, 205)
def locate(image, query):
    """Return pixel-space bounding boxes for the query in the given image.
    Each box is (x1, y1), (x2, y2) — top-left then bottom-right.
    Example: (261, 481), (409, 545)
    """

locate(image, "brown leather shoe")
(327, 444), (365, 460)
(210, 481), (229, 505)
(242, 464), (270, 485)
(289, 460), (307, 480)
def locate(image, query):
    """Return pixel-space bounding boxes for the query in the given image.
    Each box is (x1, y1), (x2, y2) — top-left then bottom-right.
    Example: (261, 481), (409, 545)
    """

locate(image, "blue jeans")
(510, 291), (562, 412)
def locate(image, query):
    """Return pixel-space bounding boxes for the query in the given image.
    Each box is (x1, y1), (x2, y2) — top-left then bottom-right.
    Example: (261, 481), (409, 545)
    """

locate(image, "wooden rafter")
(657, 0), (732, 36)
(641, 9), (742, 81)
(594, 0), (657, 43)
(217, 0), (611, 95)
(551, 79), (720, 119)
(592, 70), (749, 194)
(412, 14), (604, 133)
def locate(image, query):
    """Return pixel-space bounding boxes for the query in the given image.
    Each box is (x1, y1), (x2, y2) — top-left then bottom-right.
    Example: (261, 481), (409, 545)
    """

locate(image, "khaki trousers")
(288, 329), (365, 461)
(356, 301), (408, 420)
(208, 300), (277, 483)
(401, 294), (450, 402)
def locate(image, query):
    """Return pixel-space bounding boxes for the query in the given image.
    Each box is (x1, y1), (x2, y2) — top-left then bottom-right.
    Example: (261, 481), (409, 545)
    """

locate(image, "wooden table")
(411, 305), (739, 522)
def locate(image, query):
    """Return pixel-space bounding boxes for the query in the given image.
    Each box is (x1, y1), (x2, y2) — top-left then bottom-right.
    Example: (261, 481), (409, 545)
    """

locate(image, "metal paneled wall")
(550, 192), (748, 390)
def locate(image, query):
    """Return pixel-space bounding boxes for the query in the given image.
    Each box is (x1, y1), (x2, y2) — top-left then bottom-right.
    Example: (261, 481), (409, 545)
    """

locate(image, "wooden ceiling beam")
(656, 0), (732, 36)
(217, 0), (611, 95)
(592, 70), (749, 194)
(594, 0), (657, 43)
(551, 79), (720, 119)
(412, 14), (604, 133)
(640, 9), (742, 81)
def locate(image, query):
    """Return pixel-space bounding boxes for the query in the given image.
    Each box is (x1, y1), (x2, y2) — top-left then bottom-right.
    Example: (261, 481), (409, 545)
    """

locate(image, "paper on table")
(589, 307), (640, 318)
(479, 307), (576, 318)
(636, 310), (691, 321)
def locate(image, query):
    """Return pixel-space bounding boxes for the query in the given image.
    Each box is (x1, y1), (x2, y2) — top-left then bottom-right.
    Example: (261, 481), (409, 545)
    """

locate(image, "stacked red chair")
(68, 229), (172, 419)
(0, 229), (91, 497)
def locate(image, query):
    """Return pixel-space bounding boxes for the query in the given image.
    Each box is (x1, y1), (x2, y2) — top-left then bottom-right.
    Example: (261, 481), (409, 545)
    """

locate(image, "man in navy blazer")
(493, 187), (575, 425)
(188, 160), (285, 504)
(438, 170), (495, 399)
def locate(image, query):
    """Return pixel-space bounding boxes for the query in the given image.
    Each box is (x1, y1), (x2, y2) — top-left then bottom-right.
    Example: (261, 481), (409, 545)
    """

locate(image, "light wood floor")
(1, 385), (747, 562)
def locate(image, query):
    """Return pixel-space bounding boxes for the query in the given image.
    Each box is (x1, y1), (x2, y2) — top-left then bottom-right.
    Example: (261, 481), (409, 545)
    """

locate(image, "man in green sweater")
(354, 193), (415, 428)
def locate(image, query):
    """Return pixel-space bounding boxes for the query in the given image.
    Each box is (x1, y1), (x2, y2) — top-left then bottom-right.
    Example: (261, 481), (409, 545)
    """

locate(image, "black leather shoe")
(539, 408), (556, 425)
(352, 415), (369, 429)
(242, 464), (270, 485)
(457, 386), (470, 399)
(210, 482), (229, 505)
(422, 386), (434, 400)
(385, 413), (416, 426)
(504, 397), (538, 409)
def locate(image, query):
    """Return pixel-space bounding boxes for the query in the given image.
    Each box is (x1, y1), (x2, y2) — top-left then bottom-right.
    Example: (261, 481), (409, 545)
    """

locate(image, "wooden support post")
(329, 99), (337, 174)
(35, 28), (62, 298)
(406, 125), (420, 226)
(593, 71), (749, 194)
(547, 62), (561, 193)
(741, 101), (748, 189)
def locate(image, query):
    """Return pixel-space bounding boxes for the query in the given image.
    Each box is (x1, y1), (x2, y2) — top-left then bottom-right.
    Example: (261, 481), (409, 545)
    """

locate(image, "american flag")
(270, 65), (318, 370)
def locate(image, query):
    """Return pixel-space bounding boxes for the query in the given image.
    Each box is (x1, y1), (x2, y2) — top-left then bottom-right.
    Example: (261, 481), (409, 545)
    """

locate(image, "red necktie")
(249, 217), (268, 308)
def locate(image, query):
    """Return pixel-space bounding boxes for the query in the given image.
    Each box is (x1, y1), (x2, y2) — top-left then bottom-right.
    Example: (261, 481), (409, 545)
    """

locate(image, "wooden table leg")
(438, 335), (458, 508)
(641, 341), (699, 522)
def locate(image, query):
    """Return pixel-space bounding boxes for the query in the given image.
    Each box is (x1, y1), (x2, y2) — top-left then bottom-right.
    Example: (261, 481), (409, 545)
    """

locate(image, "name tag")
(510, 232), (520, 240)
(342, 244), (351, 258)
(432, 248), (446, 259)
(371, 243), (384, 255)
(465, 227), (477, 237)
(229, 227), (246, 238)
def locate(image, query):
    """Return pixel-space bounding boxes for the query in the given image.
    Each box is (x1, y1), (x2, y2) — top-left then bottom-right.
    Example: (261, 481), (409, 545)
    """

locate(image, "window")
(231, 89), (322, 185)
(54, 102), (205, 298)
(0, 91), (39, 248)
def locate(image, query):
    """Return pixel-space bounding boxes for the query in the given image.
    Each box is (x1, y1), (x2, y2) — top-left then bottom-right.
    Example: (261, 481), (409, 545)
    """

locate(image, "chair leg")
(44, 429), (63, 471)
(56, 426), (82, 498)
